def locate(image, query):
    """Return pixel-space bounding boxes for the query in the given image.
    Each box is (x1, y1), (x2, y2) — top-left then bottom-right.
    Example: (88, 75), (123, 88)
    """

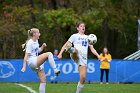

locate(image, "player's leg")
(37, 52), (60, 75)
(100, 69), (104, 84)
(37, 69), (46, 93)
(65, 42), (79, 62)
(105, 69), (109, 84)
(76, 66), (87, 93)
(70, 49), (79, 63)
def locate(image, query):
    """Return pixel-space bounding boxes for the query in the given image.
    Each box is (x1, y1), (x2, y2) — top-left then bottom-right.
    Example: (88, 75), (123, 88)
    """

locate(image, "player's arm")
(39, 43), (47, 53)
(57, 41), (71, 59)
(89, 45), (100, 59)
(21, 53), (29, 72)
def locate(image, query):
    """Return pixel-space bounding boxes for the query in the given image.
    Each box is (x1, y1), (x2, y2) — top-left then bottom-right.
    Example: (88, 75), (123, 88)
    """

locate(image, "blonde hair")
(22, 28), (39, 51)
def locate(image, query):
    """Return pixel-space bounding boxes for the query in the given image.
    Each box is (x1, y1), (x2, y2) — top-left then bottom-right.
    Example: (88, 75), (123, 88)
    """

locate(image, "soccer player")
(21, 28), (60, 93)
(58, 22), (100, 93)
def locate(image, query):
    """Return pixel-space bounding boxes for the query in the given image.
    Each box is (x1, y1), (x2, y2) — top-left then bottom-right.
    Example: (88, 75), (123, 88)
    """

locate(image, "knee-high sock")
(48, 53), (57, 70)
(76, 82), (84, 93)
(68, 47), (76, 53)
(39, 83), (46, 93)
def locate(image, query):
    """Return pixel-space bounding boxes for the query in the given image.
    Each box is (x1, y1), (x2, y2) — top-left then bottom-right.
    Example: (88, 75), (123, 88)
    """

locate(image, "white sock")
(76, 82), (84, 93)
(39, 83), (46, 93)
(48, 53), (57, 70)
(68, 47), (76, 53)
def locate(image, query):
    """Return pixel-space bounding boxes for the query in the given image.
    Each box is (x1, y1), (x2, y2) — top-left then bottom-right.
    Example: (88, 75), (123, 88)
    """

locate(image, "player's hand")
(21, 67), (26, 73)
(57, 54), (62, 59)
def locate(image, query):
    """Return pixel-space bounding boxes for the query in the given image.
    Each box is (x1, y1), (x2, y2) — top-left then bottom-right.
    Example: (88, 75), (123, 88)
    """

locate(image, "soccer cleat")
(65, 42), (72, 52)
(54, 69), (60, 76)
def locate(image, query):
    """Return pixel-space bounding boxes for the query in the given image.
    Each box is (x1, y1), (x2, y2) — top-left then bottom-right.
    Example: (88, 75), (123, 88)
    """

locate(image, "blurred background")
(0, 0), (140, 59)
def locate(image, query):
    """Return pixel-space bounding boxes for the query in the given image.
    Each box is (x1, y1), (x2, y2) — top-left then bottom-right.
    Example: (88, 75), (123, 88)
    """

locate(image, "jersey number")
(82, 41), (87, 47)
(35, 48), (38, 56)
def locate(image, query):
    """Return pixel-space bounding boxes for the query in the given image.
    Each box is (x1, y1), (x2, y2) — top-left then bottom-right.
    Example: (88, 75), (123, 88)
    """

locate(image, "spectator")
(53, 49), (59, 60)
(99, 47), (112, 84)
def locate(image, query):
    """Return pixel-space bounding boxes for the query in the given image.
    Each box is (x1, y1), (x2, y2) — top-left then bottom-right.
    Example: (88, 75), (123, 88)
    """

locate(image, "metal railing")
(123, 50), (140, 60)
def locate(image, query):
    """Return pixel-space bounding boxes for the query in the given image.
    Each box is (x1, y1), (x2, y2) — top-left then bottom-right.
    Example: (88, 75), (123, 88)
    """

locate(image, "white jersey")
(68, 33), (89, 57)
(26, 39), (39, 58)
(25, 39), (44, 72)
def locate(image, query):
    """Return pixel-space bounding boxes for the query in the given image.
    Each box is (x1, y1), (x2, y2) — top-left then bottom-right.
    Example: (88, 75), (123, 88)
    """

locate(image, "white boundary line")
(15, 83), (37, 93)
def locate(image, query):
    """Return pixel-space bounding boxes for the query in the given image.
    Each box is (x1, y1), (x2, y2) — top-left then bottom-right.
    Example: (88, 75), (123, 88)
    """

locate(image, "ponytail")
(21, 29), (32, 51)
(21, 28), (39, 51)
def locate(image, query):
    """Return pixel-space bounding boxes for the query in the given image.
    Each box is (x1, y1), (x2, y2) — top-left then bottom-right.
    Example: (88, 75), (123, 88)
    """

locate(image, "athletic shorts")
(27, 57), (44, 72)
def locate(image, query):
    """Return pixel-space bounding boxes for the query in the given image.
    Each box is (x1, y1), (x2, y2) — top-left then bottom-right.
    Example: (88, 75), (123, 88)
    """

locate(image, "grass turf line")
(0, 83), (139, 93)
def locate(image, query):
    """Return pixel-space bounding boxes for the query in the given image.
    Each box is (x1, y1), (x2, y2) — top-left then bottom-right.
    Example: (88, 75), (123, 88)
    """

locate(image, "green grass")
(0, 82), (139, 93)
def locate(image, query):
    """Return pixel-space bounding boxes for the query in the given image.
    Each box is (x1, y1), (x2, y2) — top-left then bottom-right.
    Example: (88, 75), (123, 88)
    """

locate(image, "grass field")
(0, 82), (139, 93)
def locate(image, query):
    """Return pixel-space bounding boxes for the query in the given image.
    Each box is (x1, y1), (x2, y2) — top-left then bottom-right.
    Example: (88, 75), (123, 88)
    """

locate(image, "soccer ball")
(88, 34), (97, 45)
